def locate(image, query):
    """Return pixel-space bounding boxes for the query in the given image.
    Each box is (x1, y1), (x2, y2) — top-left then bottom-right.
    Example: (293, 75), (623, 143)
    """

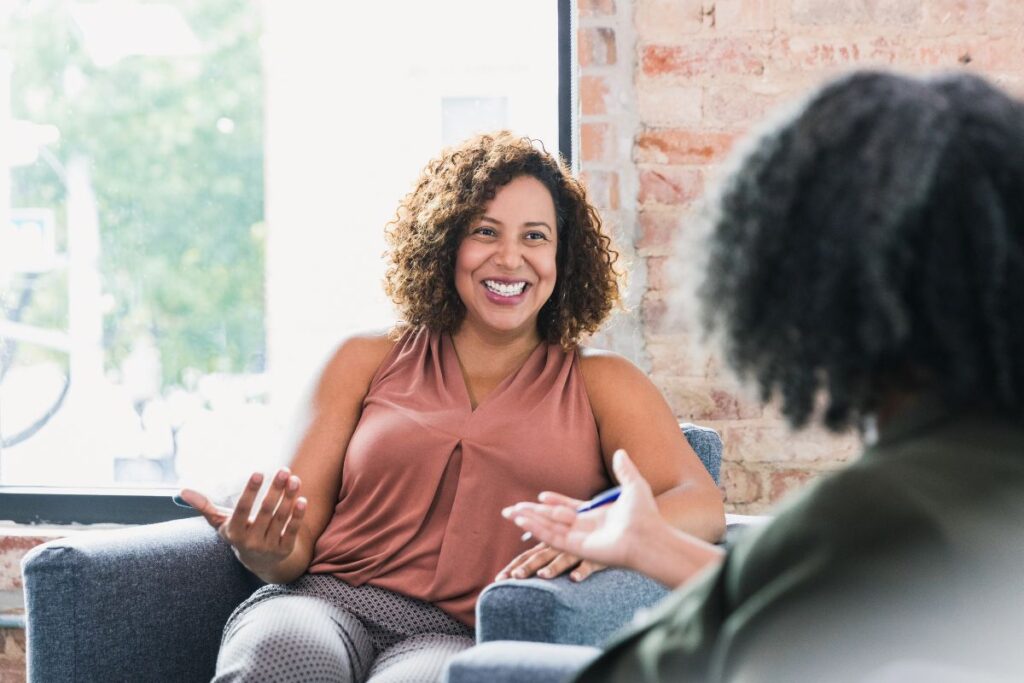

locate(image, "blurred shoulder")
(319, 329), (400, 395)
(578, 346), (647, 384)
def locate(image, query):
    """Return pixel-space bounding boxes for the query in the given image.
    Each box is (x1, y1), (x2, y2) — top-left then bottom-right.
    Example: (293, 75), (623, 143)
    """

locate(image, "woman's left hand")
(495, 542), (606, 582)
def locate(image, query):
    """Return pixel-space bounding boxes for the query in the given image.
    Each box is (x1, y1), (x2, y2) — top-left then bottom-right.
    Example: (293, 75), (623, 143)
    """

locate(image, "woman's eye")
(473, 227), (497, 237)
(525, 231), (549, 241)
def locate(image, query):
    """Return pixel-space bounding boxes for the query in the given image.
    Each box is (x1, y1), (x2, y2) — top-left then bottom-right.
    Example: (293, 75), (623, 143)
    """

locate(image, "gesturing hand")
(178, 468), (307, 576)
(501, 449), (660, 571)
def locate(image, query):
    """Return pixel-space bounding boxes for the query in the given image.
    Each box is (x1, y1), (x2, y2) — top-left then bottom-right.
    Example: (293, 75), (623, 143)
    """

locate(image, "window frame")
(0, 0), (577, 526)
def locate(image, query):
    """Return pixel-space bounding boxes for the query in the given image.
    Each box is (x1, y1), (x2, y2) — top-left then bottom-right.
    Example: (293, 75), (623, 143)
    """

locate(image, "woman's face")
(454, 175), (558, 341)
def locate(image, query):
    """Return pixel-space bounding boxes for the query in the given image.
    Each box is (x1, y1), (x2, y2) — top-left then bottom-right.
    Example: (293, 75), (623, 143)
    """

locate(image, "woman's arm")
(579, 349), (726, 543)
(182, 333), (395, 584)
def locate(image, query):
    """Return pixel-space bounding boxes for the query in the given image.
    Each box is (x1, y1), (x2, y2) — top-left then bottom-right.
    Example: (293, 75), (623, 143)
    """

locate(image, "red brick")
(648, 333), (718, 379)
(1, 535), (55, 591)
(774, 36), (896, 70)
(636, 129), (739, 165)
(723, 464), (764, 505)
(580, 170), (620, 211)
(637, 83), (703, 127)
(910, 40), (977, 67)
(704, 84), (786, 128)
(713, 0), (776, 30)
(646, 255), (671, 292)
(637, 207), (684, 250)
(581, 122), (613, 163)
(579, 27), (617, 67)
(636, 0), (704, 42)
(579, 0), (616, 16)
(962, 36), (1024, 72)
(580, 75), (611, 116)
(641, 40), (765, 78)
(641, 294), (669, 334)
(637, 166), (704, 206)
(923, 0), (990, 25)
(791, 0), (922, 24)
(768, 467), (820, 503)
(724, 423), (859, 464)
(0, 627), (27, 682)
(660, 378), (763, 421)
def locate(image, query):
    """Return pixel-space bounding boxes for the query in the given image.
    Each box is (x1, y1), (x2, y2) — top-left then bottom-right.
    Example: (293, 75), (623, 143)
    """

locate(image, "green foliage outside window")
(7, 0), (265, 387)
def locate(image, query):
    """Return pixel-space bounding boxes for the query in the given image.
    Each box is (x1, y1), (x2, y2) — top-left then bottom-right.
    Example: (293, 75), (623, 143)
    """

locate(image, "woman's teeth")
(484, 280), (527, 297)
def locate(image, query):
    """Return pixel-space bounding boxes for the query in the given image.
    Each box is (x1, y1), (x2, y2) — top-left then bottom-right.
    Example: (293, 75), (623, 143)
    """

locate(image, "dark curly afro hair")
(701, 70), (1024, 431)
(384, 131), (620, 348)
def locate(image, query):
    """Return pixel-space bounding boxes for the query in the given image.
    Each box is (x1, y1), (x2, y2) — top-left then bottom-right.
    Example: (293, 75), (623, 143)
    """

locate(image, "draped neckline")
(443, 332), (547, 414)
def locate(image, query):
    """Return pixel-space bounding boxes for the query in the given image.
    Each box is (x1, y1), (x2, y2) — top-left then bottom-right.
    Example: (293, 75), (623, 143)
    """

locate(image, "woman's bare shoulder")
(578, 346), (644, 382)
(318, 330), (400, 399)
(578, 346), (666, 415)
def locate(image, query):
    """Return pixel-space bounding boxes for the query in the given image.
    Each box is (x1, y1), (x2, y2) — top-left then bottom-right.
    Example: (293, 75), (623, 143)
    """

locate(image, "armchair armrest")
(21, 516), (263, 683)
(476, 569), (668, 646)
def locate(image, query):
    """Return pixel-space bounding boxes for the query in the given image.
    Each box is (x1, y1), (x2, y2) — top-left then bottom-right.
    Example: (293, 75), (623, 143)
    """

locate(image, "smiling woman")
(455, 176), (559, 343)
(177, 132), (725, 682)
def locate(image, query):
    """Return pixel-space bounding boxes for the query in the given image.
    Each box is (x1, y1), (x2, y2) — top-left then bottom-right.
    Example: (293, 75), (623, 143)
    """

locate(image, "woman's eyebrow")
(480, 216), (553, 231)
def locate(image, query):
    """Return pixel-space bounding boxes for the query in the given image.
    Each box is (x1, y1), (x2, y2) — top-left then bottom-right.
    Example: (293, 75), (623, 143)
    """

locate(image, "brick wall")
(0, 532), (63, 683)
(579, 0), (1024, 513)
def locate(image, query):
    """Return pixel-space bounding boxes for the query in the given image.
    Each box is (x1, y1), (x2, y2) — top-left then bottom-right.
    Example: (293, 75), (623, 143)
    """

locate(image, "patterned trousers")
(213, 574), (475, 683)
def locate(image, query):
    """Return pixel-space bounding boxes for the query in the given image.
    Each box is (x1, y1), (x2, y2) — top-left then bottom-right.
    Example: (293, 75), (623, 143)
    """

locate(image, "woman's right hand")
(178, 468), (308, 577)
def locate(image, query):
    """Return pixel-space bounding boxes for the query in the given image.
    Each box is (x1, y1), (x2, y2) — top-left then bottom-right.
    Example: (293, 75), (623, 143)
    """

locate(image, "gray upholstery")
(22, 517), (262, 682)
(445, 642), (600, 683)
(21, 424), (723, 682)
(477, 569), (667, 646)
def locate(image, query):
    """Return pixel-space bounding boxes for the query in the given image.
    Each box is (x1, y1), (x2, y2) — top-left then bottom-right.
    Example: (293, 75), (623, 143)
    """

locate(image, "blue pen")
(518, 485), (623, 542)
(576, 485), (622, 513)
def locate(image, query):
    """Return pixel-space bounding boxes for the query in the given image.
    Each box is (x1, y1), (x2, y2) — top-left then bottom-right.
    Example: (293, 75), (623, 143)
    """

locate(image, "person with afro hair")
(506, 70), (1024, 682)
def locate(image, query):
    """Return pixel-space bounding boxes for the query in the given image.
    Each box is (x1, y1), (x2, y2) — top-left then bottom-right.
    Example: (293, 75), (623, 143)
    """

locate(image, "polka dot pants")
(213, 574), (475, 683)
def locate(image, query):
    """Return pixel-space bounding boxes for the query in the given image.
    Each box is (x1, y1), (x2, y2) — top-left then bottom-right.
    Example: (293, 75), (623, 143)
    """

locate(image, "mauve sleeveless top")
(308, 327), (609, 625)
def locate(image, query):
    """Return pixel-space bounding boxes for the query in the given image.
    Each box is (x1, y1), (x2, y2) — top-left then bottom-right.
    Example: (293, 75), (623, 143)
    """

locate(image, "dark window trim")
(0, 5), (576, 527)
(558, 0), (576, 170)
(0, 487), (198, 525)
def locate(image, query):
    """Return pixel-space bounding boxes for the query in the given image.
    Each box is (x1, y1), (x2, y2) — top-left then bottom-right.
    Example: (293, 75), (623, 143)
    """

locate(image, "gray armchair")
(22, 424), (724, 682)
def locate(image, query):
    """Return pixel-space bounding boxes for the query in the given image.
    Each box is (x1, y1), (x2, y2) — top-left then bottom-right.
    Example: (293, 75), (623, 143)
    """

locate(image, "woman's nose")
(494, 238), (523, 269)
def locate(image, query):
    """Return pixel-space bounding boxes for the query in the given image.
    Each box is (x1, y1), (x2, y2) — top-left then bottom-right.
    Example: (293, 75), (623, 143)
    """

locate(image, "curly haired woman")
(507, 71), (1024, 681)
(180, 131), (725, 682)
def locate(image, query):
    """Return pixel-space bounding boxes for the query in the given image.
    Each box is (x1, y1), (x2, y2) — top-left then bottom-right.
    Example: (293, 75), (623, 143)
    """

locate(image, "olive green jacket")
(578, 401), (1024, 682)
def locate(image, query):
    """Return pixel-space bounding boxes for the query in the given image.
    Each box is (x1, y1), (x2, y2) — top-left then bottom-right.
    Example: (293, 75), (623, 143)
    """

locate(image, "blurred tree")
(6, 0), (265, 387)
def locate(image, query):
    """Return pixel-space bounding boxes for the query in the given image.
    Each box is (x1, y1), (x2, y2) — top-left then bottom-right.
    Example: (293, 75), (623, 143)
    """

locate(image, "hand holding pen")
(501, 449), (662, 572)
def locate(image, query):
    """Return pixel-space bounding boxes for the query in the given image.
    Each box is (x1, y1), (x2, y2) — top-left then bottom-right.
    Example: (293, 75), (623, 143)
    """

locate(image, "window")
(0, 0), (573, 523)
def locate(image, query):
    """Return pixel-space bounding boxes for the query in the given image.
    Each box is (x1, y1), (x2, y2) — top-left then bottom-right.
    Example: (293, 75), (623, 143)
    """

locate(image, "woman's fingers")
(251, 469), (291, 536)
(278, 496), (308, 551)
(535, 551), (582, 579)
(569, 560), (606, 582)
(503, 501), (578, 525)
(266, 475), (301, 541)
(177, 488), (231, 529)
(494, 543), (541, 581)
(537, 491), (585, 508)
(227, 472), (264, 538)
(495, 543), (558, 580)
(511, 510), (571, 550)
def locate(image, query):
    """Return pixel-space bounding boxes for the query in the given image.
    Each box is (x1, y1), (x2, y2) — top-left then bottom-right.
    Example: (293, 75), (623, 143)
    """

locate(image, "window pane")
(0, 0), (560, 501)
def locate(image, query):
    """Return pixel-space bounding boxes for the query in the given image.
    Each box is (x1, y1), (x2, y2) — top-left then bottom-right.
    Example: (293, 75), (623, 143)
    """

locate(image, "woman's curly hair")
(384, 131), (620, 348)
(701, 70), (1024, 431)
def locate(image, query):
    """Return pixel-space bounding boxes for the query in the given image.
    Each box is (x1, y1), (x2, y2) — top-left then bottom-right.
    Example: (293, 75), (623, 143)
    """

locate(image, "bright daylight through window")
(0, 0), (561, 509)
